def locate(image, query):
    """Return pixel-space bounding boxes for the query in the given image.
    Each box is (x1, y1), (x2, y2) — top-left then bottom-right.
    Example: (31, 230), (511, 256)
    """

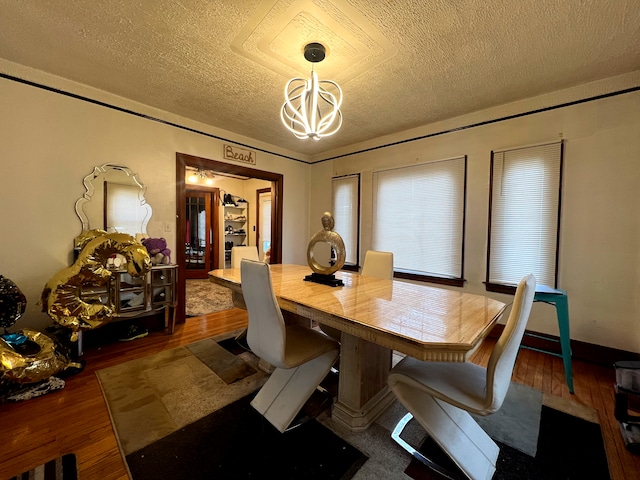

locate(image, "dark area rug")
(126, 392), (367, 480)
(405, 405), (610, 480)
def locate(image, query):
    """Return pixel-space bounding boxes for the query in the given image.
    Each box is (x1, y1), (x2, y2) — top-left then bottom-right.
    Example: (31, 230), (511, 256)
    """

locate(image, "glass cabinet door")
(151, 266), (176, 309)
(116, 271), (147, 313)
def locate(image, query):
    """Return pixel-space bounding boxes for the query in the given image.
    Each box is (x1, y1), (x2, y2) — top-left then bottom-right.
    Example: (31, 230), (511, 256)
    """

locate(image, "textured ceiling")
(1, 0), (639, 161)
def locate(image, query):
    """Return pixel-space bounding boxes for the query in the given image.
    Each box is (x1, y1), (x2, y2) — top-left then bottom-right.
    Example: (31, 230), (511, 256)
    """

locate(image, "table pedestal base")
(332, 386), (397, 431)
(331, 333), (396, 431)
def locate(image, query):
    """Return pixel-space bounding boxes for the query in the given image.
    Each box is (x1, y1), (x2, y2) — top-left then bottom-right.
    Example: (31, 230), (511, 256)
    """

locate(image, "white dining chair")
(230, 245), (259, 268)
(361, 250), (394, 279)
(241, 259), (340, 433)
(387, 274), (536, 480)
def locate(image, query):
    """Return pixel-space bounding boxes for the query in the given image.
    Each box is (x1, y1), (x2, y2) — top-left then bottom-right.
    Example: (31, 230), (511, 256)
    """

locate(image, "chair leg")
(391, 412), (462, 480)
(250, 348), (338, 433)
(391, 387), (499, 480)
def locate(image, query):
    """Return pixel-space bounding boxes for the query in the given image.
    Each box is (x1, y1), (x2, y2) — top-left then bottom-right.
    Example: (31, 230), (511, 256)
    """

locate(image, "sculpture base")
(304, 273), (344, 287)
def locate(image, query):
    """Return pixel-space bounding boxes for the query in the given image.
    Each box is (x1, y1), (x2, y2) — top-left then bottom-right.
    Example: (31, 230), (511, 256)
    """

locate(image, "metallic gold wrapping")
(74, 229), (108, 251)
(0, 329), (70, 384)
(41, 231), (151, 339)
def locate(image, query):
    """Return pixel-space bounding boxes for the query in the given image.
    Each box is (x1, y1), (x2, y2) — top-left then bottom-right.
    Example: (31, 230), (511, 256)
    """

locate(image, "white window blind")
(331, 175), (359, 265)
(488, 141), (563, 287)
(372, 157), (466, 280)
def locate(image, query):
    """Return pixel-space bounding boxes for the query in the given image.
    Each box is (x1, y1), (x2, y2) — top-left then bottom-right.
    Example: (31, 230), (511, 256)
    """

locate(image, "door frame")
(175, 152), (284, 324)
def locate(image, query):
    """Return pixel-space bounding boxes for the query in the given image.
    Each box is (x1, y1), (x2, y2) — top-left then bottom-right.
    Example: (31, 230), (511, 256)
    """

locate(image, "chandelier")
(187, 168), (214, 185)
(281, 43), (343, 140)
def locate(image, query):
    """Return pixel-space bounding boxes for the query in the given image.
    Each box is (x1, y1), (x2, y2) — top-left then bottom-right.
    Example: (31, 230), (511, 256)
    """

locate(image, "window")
(486, 141), (563, 293)
(331, 174), (360, 269)
(372, 156), (467, 286)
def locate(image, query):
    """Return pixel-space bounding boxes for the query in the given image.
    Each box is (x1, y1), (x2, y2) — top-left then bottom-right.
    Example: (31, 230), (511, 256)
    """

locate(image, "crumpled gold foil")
(74, 229), (108, 251)
(0, 329), (70, 384)
(41, 231), (152, 339)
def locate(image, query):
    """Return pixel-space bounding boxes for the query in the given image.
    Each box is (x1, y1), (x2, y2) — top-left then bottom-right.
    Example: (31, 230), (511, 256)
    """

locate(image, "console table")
(77, 264), (177, 354)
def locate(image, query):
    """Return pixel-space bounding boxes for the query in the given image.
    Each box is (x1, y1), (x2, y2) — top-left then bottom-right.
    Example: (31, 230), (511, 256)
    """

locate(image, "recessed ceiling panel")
(231, 0), (397, 83)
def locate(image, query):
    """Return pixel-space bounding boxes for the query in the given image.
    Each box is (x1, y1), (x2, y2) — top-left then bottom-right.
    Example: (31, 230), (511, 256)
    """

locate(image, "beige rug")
(185, 279), (234, 316)
(96, 330), (267, 456)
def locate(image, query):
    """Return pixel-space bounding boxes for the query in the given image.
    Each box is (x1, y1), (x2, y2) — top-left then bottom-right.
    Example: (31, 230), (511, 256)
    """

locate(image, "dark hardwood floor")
(1, 308), (638, 479)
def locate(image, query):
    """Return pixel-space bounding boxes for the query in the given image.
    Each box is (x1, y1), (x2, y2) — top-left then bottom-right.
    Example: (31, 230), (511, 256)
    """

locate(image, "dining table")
(208, 264), (507, 431)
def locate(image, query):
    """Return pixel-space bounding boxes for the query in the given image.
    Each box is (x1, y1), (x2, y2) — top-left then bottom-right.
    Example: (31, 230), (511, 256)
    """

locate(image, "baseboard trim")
(489, 325), (640, 368)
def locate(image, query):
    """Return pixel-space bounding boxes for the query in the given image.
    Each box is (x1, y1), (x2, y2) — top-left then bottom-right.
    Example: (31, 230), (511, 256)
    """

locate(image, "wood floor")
(1, 308), (639, 479)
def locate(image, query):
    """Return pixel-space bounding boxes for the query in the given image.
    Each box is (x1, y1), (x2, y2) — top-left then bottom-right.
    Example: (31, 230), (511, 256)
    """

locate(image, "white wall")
(310, 77), (640, 354)
(3, 58), (639, 354)
(0, 66), (310, 332)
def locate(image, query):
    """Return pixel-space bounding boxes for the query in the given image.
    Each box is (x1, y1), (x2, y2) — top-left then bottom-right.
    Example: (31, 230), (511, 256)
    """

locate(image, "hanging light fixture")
(187, 168), (214, 185)
(281, 43), (343, 140)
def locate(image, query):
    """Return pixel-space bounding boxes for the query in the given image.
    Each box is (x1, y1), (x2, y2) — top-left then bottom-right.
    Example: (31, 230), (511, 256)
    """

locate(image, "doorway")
(175, 153), (284, 325)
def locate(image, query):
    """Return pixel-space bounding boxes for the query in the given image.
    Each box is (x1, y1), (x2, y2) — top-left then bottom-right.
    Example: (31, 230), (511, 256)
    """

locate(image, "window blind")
(372, 157), (466, 280)
(332, 174), (360, 265)
(488, 141), (563, 287)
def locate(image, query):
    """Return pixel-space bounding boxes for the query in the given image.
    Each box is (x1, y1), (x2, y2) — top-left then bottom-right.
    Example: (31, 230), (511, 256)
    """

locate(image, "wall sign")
(223, 144), (256, 165)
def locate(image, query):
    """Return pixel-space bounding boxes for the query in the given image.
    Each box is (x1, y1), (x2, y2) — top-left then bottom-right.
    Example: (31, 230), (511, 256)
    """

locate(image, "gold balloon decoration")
(74, 228), (108, 249)
(0, 329), (70, 384)
(41, 230), (151, 340)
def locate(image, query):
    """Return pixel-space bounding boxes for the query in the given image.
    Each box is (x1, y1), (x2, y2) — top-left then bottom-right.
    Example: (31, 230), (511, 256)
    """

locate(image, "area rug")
(185, 279), (234, 316)
(404, 400), (610, 480)
(98, 340), (609, 479)
(96, 330), (266, 456)
(8, 453), (77, 480)
(126, 392), (367, 479)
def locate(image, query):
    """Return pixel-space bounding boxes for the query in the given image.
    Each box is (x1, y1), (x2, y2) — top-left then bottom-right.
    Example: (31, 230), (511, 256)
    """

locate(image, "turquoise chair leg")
(533, 289), (574, 394)
(554, 294), (574, 394)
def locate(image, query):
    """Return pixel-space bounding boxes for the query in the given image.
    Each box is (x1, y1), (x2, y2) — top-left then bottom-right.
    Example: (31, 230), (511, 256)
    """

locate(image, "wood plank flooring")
(1, 308), (638, 479)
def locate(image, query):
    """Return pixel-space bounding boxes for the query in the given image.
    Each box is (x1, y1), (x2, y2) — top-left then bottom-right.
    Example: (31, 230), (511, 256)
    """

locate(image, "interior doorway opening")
(176, 153), (284, 325)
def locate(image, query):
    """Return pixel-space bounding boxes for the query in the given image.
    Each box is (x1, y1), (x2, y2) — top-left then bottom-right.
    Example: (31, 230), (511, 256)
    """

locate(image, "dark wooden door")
(185, 190), (219, 278)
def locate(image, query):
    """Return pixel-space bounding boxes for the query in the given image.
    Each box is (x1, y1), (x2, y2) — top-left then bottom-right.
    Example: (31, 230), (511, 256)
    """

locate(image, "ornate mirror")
(75, 164), (152, 237)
